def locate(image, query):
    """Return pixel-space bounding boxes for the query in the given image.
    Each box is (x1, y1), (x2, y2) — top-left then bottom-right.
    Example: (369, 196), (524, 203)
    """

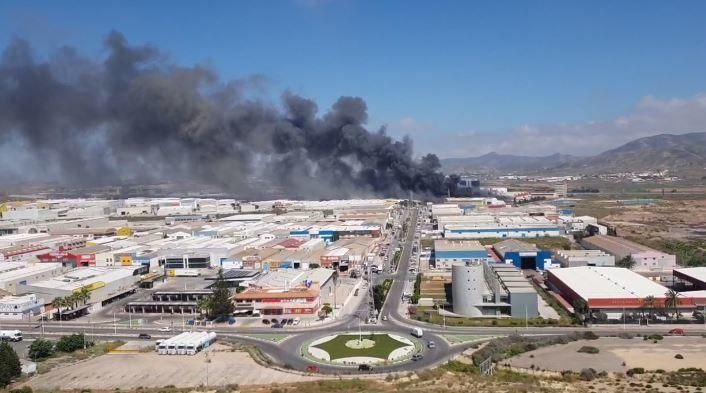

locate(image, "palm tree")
(52, 297), (65, 321)
(78, 287), (91, 305)
(642, 295), (656, 320)
(664, 289), (680, 321)
(332, 270), (339, 315)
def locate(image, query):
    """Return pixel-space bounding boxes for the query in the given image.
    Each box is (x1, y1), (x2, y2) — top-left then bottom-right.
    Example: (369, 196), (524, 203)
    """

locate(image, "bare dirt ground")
(507, 336), (706, 373)
(25, 345), (320, 390)
(599, 199), (706, 240)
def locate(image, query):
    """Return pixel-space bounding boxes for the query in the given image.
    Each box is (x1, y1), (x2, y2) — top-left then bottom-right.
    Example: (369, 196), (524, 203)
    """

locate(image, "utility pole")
(113, 311), (117, 335)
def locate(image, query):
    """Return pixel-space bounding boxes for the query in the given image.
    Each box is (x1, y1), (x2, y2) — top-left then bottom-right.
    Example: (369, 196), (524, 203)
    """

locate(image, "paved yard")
(25, 346), (320, 390)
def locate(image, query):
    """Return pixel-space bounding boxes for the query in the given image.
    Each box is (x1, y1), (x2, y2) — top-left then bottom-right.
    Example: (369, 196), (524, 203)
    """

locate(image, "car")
(427, 340), (436, 349)
(669, 328), (685, 336)
(270, 318), (278, 324)
(411, 354), (423, 361)
(381, 315), (388, 321)
(158, 326), (172, 332)
(358, 364), (373, 371)
(354, 288), (359, 296)
(262, 319), (270, 325)
(271, 323), (282, 328)
(293, 317), (301, 326)
(306, 365), (320, 373)
(286, 318), (294, 325)
(138, 333), (152, 340)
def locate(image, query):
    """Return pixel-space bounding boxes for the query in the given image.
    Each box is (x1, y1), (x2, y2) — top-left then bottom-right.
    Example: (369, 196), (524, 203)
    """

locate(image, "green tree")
(77, 287), (91, 305)
(207, 269), (234, 320)
(332, 270), (339, 311)
(320, 303), (333, 318)
(664, 289), (680, 321)
(572, 298), (589, 325)
(0, 342), (22, 387)
(373, 284), (386, 311)
(52, 297), (67, 321)
(56, 334), (88, 353)
(197, 297), (212, 317)
(616, 255), (637, 269)
(642, 295), (656, 320)
(28, 339), (54, 361)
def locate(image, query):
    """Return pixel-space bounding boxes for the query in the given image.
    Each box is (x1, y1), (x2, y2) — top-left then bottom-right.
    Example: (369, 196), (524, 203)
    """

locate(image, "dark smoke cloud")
(0, 31), (450, 198)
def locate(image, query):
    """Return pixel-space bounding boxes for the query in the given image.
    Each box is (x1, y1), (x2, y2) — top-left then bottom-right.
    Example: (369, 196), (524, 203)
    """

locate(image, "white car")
(158, 326), (172, 332)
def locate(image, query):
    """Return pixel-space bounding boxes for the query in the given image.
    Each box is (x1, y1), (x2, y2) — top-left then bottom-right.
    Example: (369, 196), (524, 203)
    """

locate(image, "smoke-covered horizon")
(0, 31), (453, 199)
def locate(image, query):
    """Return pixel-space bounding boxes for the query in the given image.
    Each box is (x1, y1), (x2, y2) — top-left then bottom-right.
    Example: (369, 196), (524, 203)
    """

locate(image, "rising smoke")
(0, 31), (452, 198)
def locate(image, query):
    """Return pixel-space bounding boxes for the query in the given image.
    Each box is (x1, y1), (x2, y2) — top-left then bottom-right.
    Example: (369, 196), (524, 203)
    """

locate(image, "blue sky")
(2, 0), (706, 157)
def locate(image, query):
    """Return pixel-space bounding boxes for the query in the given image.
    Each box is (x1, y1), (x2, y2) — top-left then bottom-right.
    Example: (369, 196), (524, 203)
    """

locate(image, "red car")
(306, 365), (320, 373)
(668, 328), (684, 336)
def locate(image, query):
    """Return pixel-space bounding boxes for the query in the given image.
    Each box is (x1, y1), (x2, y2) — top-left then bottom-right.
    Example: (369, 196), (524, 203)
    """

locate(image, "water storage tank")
(451, 263), (484, 317)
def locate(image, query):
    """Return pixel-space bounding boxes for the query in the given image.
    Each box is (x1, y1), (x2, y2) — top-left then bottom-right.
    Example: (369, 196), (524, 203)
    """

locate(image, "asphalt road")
(4, 206), (706, 375)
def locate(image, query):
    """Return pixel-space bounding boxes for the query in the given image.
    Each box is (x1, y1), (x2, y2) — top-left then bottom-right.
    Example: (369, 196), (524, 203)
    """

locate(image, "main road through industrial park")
(3, 207), (704, 375)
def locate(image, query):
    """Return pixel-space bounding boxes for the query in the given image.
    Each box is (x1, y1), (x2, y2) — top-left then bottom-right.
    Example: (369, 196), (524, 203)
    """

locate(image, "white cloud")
(421, 93), (706, 158)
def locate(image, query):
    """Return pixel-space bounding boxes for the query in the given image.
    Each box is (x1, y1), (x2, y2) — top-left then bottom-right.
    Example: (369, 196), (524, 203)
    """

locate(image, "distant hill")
(441, 132), (706, 176)
(442, 152), (580, 173)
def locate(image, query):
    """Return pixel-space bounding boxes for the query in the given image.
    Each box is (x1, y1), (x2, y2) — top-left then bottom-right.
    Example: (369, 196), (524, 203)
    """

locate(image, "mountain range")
(441, 132), (706, 176)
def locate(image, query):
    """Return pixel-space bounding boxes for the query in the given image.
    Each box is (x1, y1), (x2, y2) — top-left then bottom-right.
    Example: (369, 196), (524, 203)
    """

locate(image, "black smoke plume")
(0, 31), (452, 198)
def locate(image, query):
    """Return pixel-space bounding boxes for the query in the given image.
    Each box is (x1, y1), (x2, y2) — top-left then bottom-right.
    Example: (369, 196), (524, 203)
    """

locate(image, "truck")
(167, 269), (200, 277)
(0, 330), (23, 342)
(410, 327), (423, 338)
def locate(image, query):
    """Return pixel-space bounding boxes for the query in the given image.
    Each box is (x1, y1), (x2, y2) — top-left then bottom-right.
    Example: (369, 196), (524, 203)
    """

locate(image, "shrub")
(577, 346), (600, 354)
(627, 368), (646, 376)
(582, 331), (599, 340)
(580, 368), (598, 381)
(56, 334), (91, 353)
(28, 339), (55, 360)
(9, 387), (33, 393)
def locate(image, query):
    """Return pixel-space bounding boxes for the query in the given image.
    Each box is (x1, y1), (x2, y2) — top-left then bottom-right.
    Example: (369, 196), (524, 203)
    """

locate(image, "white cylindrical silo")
(452, 263), (484, 317)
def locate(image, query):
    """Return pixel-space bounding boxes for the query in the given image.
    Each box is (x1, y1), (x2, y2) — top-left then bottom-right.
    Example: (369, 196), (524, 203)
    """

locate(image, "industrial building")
(0, 294), (44, 320)
(232, 268), (333, 315)
(0, 263), (65, 295)
(554, 250), (615, 268)
(674, 267), (706, 290)
(451, 261), (539, 318)
(433, 239), (490, 269)
(581, 235), (676, 272)
(443, 216), (560, 240)
(547, 266), (706, 315)
(233, 288), (320, 316)
(23, 266), (143, 306)
(493, 239), (552, 271)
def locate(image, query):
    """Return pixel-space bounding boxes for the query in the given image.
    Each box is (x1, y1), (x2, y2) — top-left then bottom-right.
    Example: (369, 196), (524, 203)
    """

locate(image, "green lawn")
(312, 334), (409, 360)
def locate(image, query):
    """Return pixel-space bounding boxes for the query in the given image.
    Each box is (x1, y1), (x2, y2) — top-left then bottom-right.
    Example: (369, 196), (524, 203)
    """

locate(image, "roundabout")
(305, 332), (419, 366)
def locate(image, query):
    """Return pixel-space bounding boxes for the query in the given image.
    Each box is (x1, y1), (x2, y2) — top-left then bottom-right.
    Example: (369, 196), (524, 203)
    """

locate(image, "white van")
(410, 327), (423, 338)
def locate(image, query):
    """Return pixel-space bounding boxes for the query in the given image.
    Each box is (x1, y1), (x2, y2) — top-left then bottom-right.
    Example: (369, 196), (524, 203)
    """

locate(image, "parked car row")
(262, 317), (300, 327)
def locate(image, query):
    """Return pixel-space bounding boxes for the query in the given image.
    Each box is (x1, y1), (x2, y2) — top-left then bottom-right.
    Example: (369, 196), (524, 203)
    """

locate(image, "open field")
(507, 336), (706, 373)
(23, 345), (319, 390)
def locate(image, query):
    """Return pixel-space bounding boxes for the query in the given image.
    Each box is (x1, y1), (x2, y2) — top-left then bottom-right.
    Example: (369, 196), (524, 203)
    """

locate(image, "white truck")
(410, 327), (423, 338)
(0, 330), (23, 342)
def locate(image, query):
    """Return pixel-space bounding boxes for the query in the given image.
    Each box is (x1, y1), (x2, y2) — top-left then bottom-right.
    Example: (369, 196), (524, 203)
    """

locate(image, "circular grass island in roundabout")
(306, 332), (418, 366)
